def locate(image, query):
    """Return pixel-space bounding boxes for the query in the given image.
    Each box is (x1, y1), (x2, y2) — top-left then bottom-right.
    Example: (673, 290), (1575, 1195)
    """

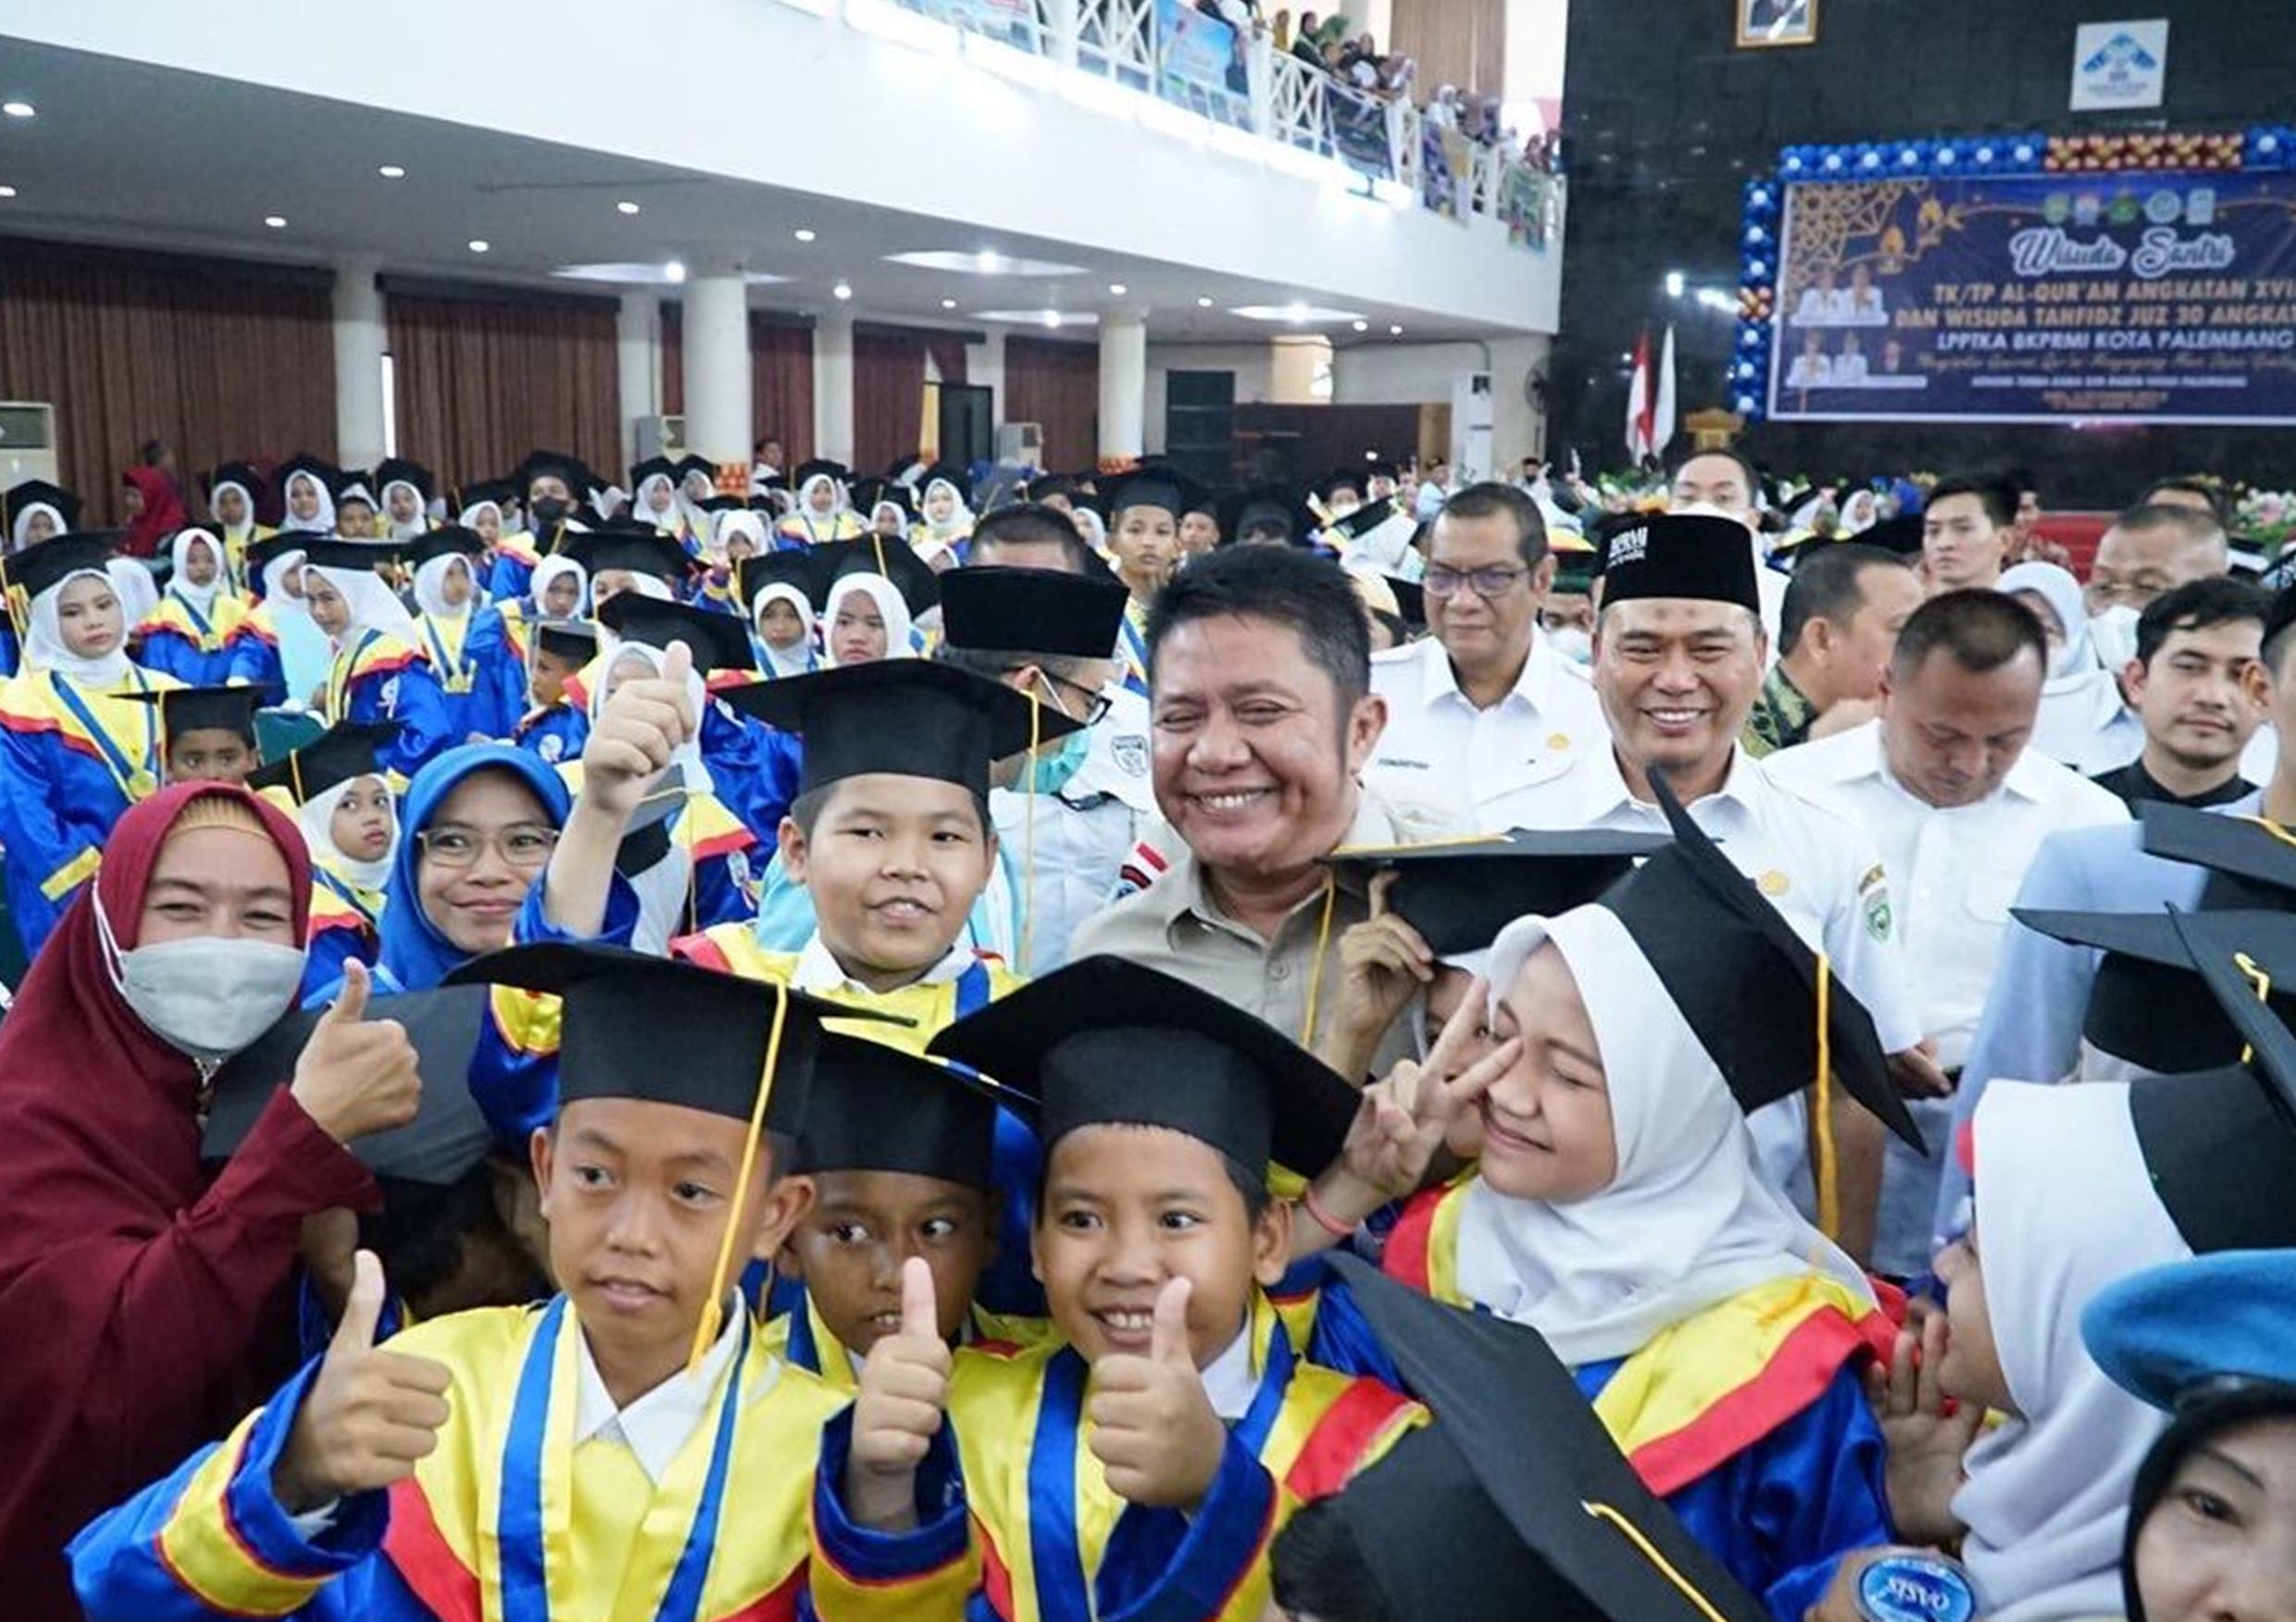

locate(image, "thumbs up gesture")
(844, 1258), (953, 1531)
(290, 960), (421, 1145)
(580, 637), (698, 820)
(272, 1252), (454, 1514)
(1087, 1277), (1227, 1509)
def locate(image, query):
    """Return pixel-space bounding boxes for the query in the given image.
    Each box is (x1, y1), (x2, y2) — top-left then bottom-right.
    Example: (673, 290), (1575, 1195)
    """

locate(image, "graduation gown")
(138, 592), (256, 688)
(322, 630), (455, 778)
(483, 532), (543, 602)
(514, 701), (588, 765)
(552, 760), (764, 941)
(413, 606), (526, 742)
(67, 1299), (939, 1622)
(773, 511), (865, 547)
(1115, 597), (1152, 699)
(809, 1291), (1424, 1622)
(301, 866), (385, 1004)
(759, 1285), (1054, 1394)
(1383, 1175), (1896, 1621)
(0, 664), (181, 955)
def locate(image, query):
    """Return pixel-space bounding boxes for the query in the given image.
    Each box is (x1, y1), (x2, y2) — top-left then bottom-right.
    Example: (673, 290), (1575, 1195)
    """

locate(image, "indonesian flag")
(1653, 325), (1678, 459)
(1625, 329), (1653, 460)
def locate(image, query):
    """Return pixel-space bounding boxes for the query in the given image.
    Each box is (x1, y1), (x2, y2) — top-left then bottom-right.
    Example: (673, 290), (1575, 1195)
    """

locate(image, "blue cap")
(2083, 1249), (2296, 1413)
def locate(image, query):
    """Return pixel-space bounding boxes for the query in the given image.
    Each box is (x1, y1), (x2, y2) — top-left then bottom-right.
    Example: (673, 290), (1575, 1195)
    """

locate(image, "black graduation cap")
(2015, 905), (2296, 1075)
(739, 551), (828, 616)
(122, 684), (265, 746)
(7, 477), (82, 533)
(675, 453), (718, 488)
(1328, 830), (1669, 958)
(597, 591), (757, 674)
(927, 954), (1359, 1179)
(1027, 472), (1083, 506)
(406, 526), (487, 568)
(1597, 770), (1921, 1149)
(335, 473), (379, 512)
(299, 538), (407, 574)
(1387, 575), (1427, 631)
(374, 457), (436, 503)
(939, 566), (1127, 660)
(698, 494), (746, 518)
(533, 618), (600, 665)
(555, 528), (693, 584)
(515, 450), (599, 501)
(1104, 468), (1186, 518)
(850, 477), (912, 522)
(1315, 467), (1368, 505)
(457, 478), (517, 514)
(243, 532), (310, 581)
(1597, 513), (1759, 614)
(1221, 484), (1313, 546)
(1858, 512), (1927, 558)
(792, 458), (851, 490)
(917, 463), (970, 501)
(1, 530), (119, 609)
(718, 660), (1084, 798)
(199, 463), (265, 505)
(813, 535), (942, 614)
(796, 1029), (1035, 1190)
(276, 453), (344, 499)
(247, 719), (401, 804)
(202, 986), (498, 1186)
(1320, 1254), (1773, 1622)
(629, 455), (680, 492)
(2140, 801), (2296, 905)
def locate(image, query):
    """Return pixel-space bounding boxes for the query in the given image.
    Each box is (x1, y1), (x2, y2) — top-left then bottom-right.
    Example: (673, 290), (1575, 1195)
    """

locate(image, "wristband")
(1301, 1184), (1358, 1240)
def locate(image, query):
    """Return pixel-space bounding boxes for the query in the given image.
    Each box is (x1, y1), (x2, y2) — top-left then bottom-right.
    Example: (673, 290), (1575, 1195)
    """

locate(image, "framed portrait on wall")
(1737, 0), (1817, 48)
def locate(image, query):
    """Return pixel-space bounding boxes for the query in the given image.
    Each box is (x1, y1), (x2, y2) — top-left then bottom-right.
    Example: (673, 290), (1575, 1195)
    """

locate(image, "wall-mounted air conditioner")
(0, 402), (60, 488)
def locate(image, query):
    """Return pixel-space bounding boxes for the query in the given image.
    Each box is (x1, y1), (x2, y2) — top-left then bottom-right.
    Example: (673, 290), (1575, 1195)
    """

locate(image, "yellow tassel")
(1813, 951), (1839, 1243)
(2242, 815), (2296, 849)
(2236, 950), (2272, 1067)
(1021, 686), (1041, 975)
(688, 978), (790, 1373)
(1299, 871), (1340, 1047)
(1581, 1502), (1730, 1622)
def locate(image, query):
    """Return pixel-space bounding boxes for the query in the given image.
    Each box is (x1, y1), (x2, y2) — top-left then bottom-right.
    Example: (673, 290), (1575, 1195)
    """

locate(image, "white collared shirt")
(1364, 630), (1607, 831)
(1197, 1325), (1257, 1422)
(570, 1297), (746, 1486)
(792, 933), (977, 996)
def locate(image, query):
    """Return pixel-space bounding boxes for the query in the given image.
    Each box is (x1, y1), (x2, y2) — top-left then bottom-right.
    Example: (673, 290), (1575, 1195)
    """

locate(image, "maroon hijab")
(0, 782), (375, 1616)
(120, 464), (188, 559)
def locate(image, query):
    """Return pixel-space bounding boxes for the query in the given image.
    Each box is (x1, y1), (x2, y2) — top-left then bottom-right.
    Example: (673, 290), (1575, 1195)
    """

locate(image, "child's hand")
(273, 1252), (451, 1514)
(844, 1258), (951, 1531)
(1088, 1278), (1227, 1509)
(1864, 1311), (1979, 1544)
(1340, 979), (1518, 1202)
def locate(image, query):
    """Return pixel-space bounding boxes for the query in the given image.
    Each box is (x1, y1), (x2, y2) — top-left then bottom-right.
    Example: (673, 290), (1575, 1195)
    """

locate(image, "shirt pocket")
(1962, 855), (2028, 923)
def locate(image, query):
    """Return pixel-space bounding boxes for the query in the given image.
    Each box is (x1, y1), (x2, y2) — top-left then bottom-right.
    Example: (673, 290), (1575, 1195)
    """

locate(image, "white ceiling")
(0, 39), (1499, 346)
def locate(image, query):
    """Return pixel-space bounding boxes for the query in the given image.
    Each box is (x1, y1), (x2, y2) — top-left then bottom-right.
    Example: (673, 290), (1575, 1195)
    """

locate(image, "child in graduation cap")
(139, 528), (254, 686)
(70, 942), (974, 1622)
(1373, 778), (1925, 1621)
(406, 528), (525, 743)
(483, 451), (596, 602)
(1104, 471), (1186, 697)
(512, 618), (595, 765)
(131, 683), (265, 788)
(300, 540), (455, 779)
(249, 721), (405, 1001)
(741, 552), (825, 680)
(811, 954), (1427, 1622)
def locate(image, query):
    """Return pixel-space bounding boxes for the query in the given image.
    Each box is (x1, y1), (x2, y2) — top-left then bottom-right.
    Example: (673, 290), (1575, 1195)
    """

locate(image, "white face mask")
(1547, 625), (1593, 667)
(94, 896), (306, 1061)
(2089, 603), (2141, 671)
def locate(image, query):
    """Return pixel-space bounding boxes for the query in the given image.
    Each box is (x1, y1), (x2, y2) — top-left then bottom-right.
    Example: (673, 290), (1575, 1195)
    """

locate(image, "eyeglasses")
(1038, 672), (1113, 728)
(417, 823), (559, 870)
(1423, 563), (1532, 600)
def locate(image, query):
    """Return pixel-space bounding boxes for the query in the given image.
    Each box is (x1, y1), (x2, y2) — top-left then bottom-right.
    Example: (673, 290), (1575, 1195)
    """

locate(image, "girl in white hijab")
(459, 497), (505, 550)
(138, 529), (247, 686)
(2001, 560), (2142, 774)
(634, 471), (686, 540)
(526, 555), (590, 621)
(750, 581), (819, 679)
(914, 471), (975, 568)
(774, 468), (864, 545)
(10, 499), (66, 553)
(280, 468), (336, 536)
(300, 545), (451, 770)
(820, 571), (914, 668)
(235, 542), (331, 706)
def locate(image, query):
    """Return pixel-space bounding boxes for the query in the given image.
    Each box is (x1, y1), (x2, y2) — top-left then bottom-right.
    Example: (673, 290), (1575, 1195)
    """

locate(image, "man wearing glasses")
(1363, 481), (1606, 830)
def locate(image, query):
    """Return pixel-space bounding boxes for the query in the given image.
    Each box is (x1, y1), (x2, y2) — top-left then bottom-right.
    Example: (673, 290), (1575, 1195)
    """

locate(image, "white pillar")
(1097, 311), (1148, 466)
(616, 290), (661, 466)
(681, 271), (751, 468)
(813, 309), (855, 468)
(331, 256), (388, 469)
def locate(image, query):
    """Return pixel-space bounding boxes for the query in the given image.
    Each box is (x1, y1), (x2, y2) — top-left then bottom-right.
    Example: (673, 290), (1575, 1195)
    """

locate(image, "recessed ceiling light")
(883, 249), (1085, 278)
(1286, 301), (1310, 323)
(0, 186), (17, 200)
(1389, 323), (1404, 336)
(832, 281), (854, 301)
(378, 164), (406, 180)
(792, 228), (817, 243)
(1107, 282), (1128, 295)
(941, 297), (958, 309)
(2, 102), (34, 119)
(976, 308), (1101, 327)
(665, 260), (687, 284)
(468, 239), (491, 253)
(616, 199), (641, 215)
(1196, 295), (1214, 308)
(263, 215), (287, 229)
(1230, 303), (1364, 324)
(1351, 319), (1369, 332)
(1041, 310), (1061, 328)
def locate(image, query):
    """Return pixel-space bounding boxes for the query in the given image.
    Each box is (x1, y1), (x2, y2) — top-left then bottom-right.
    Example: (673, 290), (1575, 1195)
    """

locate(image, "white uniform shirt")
(1363, 630), (1608, 831)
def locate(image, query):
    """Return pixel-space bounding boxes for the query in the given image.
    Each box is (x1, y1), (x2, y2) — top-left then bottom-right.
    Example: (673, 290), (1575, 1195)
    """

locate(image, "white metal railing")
(1267, 49), (1329, 155)
(1074, 0), (1155, 89)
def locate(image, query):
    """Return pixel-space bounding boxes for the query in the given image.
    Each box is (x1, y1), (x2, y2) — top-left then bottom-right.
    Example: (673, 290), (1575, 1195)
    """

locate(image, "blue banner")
(900, 0), (1039, 51)
(1328, 85), (1395, 181)
(1768, 170), (2296, 423)
(1154, 0), (1252, 131)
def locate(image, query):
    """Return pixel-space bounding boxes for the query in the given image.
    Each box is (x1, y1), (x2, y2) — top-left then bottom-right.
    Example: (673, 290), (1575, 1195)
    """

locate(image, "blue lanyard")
(50, 668), (157, 801)
(171, 592), (216, 643)
(497, 1298), (749, 1622)
(1117, 613), (1150, 697)
(1025, 1322), (1291, 1622)
(955, 958), (992, 1018)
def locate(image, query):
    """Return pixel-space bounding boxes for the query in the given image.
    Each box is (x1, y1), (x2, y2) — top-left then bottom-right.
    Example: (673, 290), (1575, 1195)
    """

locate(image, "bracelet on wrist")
(1301, 1183), (1359, 1240)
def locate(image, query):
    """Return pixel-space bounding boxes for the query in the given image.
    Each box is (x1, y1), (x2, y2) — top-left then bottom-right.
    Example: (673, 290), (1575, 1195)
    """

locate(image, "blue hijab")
(377, 742), (571, 991)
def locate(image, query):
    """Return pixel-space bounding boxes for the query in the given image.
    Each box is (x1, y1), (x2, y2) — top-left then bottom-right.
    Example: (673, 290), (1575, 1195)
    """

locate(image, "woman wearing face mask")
(301, 539), (455, 778)
(137, 528), (252, 686)
(408, 527), (524, 742)
(201, 462), (274, 590)
(0, 534), (184, 955)
(251, 720), (404, 1001)
(821, 569), (915, 668)
(0, 781), (411, 1620)
(776, 460), (865, 546)
(274, 454), (342, 537)
(2085, 1250), (2296, 1622)
(2002, 559), (2145, 775)
(911, 465), (975, 571)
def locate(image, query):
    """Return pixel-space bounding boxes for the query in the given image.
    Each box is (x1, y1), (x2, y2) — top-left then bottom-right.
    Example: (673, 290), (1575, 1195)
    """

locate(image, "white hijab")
(528, 555), (590, 618)
(458, 498), (504, 537)
(281, 470), (336, 535)
(413, 554), (479, 622)
(298, 772), (398, 892)
(25, 566), (135, 684)
(751, 582), (818, 679)
(1072, 505), (1109, 555)
(381, 480), (430, 543)
(211, 480), (257, 548)
(678, 470), (717, 538)
(635, 473), (683, 534)
(9, 500), (63, 553)
(2000, 560), (2129, 772)
(261, 545), (310, 622)
(922, 474), (974, 541)
(1838, 489), (1879, 536)
(1453, 905), (1875, 1367)
(821, 572), (915, 668)
(797, 472), (845, 518)
(308, 559), (418, 646)
(590, 642), (711, 954)
(167, 528), (228, 615)
(1953, 1081), (2185, 1622)
(717, 510), (766, 560)
(106, 558), (160, 640)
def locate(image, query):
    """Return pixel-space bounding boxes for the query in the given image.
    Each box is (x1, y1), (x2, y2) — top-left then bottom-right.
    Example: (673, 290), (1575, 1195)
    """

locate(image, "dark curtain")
(662, 306), (816, 465)
(384, 283), (620, 491)
(922, 331), (968, 388)
(0, 236), (336, 524)
(853, 328), (929, 475)
(1006, 335), (1100, 473)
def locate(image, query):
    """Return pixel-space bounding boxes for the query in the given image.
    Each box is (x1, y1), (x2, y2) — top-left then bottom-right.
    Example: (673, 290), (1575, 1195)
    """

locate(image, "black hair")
(967, 503), (1104, 575)
(1925, 473), (2018, 531)
(1665, 443), (1761, 504)
(2134, 576), (2270, 669)
(2138, 477), (2229, 527)
(1270, 1499), (1394, 1622)
(1778, 542), (1912, 656)
(138, 439), (170, 467)
(934, 643), (1100, 689)
(2122, 1383), (2296, 1622)
(1434, 481), (1550, 568)
(752, 434), (783, 455)
(789, 780), (992, 843)
(1145, 544), (1370, 705)
(1889, 587), (2047, 680)
(1032, 1128), (1272, 1221)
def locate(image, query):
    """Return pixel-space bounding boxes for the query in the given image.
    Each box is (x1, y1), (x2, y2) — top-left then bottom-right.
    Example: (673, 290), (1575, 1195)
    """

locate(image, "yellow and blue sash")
(51, 668), (161, 801)
(1116, 604), (1151, 698)
(422, 614), (474, 693)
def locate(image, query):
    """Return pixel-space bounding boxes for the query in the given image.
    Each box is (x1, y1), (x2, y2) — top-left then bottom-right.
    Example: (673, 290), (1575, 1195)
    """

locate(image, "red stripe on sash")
(355, 649), (424, 680)
(718, 1563), (806, 1620)
(0, 705), (103, 762)
(1283, 1380), (1419, 1503)
(690, 827), (755, 862)
(670, 931), (734, 973)
(380, 1479), (483, 1622)
(977, 1515), (1016, 1620)
(1381, 1185), (1444, 1292)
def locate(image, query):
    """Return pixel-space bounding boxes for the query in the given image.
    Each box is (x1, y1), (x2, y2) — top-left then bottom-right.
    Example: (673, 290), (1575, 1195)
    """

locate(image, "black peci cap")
(374, 457), (436, 502)
(1595, 771), (1919, 1148)
(1327, 829), (1668, 958)
(1325, 1254), (1773, 1622)
(247, 720), (402, 804)
(123, 684), (264, 746)
(927, 954), (1359, 1179)
(717, 659), (1083, 799)
(1, 530), (119, 605)
(597, 592), (758, 674)
(406, 526), (487, 568)
(1597, 513), (1760, 614)
(795, 1029), (1036, 1190)
(813, 535), (942, 614)
(556, 528), (693, 585)
(938, 565), (1127, 659)
(6, 477), (82, 532)
(534, 618), (601, 664)
(739, 550), (828, 616)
